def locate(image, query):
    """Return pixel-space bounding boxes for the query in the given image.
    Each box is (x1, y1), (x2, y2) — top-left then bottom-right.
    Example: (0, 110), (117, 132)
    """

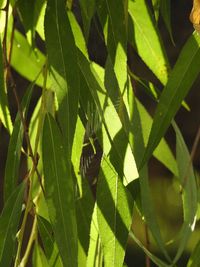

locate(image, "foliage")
(0, 0), (199, 266)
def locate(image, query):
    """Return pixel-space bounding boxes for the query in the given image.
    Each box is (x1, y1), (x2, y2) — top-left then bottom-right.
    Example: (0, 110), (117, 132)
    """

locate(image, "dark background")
(0, 1), (199, 266)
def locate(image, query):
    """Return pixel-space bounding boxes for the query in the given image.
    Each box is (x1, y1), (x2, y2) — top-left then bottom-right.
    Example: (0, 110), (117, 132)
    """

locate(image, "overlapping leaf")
(97, 156), (133, 267)
(128, 0), (169, 85)
(42, 114), (77, 267)
(0, 182), (25, 267)
(141, 32), (200, 168)
(44, 0), (79, 153)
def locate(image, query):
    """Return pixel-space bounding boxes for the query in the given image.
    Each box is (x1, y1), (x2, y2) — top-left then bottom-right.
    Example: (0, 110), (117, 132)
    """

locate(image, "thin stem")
(14, 172), (33, 267)
(20, 213), (37, 267)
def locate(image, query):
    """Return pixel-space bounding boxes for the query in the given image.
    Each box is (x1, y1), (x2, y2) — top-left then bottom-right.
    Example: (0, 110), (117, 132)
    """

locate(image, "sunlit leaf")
(128, 0), (169, 85)
(97, 156), (133, 267)
(32, 244), (50, 267)
(44, 0), (79, 154)
(86, 204), (103, 267)
(0, 36), (12, 134)
(42, 114), (77, 267)
(141, 32), (200, 168)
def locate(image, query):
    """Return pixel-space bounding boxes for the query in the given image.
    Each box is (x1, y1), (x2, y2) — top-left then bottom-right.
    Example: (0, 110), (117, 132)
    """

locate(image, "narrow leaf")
(4, 84), (33, 202)
(32, 244), (50, 267)
(187, 239), (200, 267)
(37, 216), (63, 267)
(128, 0), (169, 85)
(141, 32), (200, 167)
(0, 182), (25, 267)
(97, 156), (133, 267)
(42, 114), (77, 267)
(172, 121), (198, 264)
(86, 204), (103, 267)
(44, 0), (79, 154)
(0, 36), (12, 134)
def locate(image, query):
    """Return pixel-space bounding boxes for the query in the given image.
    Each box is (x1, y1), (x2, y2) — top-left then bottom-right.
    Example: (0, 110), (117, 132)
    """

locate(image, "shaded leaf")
(128, 0), (169, 85)
(86, 204), (103, 267)
(4, 83), (33, 202)
(141, 32), (200, 168)
(37, 216), (63, 267)
(97, 156), (133, 267)
(172, 121), (198, 264)
(187, 239), (200, 267)
(0, 182), (25, 267)
(44, 0), (79, 154)
(42, 114), (77, 267)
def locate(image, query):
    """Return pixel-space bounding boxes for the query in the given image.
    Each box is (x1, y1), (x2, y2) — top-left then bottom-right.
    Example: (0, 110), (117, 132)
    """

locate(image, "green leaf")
(141, 32), (200, 168)
(0, 36), (12, 134)
(86, 204), (103, 267)
(97, 0), (127, 94)
(128, 0), (169, 85)
(4, 83), (33, 202)
(0, 182), (25, 267)
(136, 99), (178, 176)
(160, 0), (174, 44)
(42, 114), (77, 267)
(80, 0), (96, 41)
(127, 92), (171, 262)
(97, 156), (133, 267)
(37, 216), (63, 267)
(172, 121), (198, 264)
(17, 0), (45, 45)
(78, 53), (138, 185)
(32, 244), (50, 267)
(10, 29), (48, 87)
(76, 179), (94, 266)
(187, 239), (200, 267)
(44, 0), (79, 154)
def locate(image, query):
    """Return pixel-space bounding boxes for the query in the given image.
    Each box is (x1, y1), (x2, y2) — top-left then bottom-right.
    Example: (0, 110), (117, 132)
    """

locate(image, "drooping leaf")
(79, 0), (96, 41)
(127, 91), (172, 262)
(160, 0), (174, 44)
(0, 182), (25, 267)
(10, 29), (48, 87)
(97, 156), (133, 267)
(128, 0), (169, 85)
(141, 32), (200, 168)
(0, 36), (12, 134)
(42, 114), (77, 267)
(97, 0), (127, 94)
(136, 99), (178, 176)
(37, 216), (63, 267)
(171, 121), (198, 264)
(32, 243), (50, 267)
(129, 231), (169, 267)
(86, 204), (103, 267)
(78, 52), (138, 185)
(4, 83), (33, 203)
(187, 239), (200, 267)
(76, 178), (95, 266)
(44, 0), (79, 154)
(17, 0), (45, 45)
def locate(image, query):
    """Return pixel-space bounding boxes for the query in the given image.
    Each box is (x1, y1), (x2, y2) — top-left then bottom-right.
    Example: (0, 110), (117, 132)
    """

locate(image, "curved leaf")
(141, 32), (200, 168)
